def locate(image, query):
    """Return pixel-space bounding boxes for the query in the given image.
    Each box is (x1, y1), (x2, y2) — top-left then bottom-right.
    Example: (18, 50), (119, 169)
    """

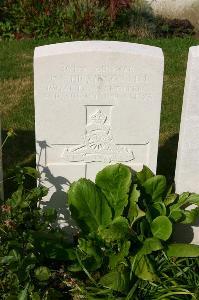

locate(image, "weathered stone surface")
(34, 41), (164, 226)
(175, 46), (199, 244)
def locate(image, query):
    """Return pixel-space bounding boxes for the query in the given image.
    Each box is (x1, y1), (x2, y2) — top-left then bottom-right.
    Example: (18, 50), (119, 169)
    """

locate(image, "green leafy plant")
(67, 163), (199, 298)
(0, 0), (110, 39)
(1, 160), (199, 299)
(64, 0), (110, 37)
(132, 253), (199, 299)
(0, 165), (74, 299)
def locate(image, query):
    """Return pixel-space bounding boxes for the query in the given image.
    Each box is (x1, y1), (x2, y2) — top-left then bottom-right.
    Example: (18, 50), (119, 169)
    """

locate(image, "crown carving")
(90, 109), (106, 124)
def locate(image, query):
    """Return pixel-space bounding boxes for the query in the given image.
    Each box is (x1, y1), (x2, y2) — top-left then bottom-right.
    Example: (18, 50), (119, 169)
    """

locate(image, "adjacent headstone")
(0, 119), (3, 201)
(34, 41), (164, 225)
(175, 46), (199, 244)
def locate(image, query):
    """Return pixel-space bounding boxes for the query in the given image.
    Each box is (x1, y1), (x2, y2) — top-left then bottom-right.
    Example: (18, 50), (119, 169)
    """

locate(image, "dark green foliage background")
(0, 0), (195, 40)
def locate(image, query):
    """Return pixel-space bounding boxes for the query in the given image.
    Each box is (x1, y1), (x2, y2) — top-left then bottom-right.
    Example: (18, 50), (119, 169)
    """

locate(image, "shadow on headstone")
(172, 224), (194, 244)
(157, 133), (179, 185)
(40, 167), (78, 239)
(37, 141), (78, 238)
(39, 166), (71, 221)
(172, 218), (199, 244)
(157, 133), (199, 243)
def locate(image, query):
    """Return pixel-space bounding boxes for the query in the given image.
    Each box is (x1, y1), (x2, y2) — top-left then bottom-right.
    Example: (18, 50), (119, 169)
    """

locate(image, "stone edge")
(175, 45), (199, 193)
(34, 41), (163, 60)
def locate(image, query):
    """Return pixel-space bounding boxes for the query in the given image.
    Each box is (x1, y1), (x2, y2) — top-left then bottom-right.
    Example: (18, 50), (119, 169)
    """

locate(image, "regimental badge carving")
(62, 107), (135, 163)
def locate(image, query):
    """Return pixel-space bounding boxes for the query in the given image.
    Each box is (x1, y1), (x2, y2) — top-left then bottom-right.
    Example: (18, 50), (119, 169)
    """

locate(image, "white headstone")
(175, 46), (199, 244)
(175, 46), (199, 194)
(0, 120), (3, 201)
(34, 41), (164, 224)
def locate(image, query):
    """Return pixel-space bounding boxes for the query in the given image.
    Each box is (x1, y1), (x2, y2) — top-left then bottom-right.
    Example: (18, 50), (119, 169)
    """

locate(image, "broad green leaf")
(128, 184), (140, 223)
(130, 238), (162, 281)
(25, 186), (48, 203)
(68, 178), (112, 233)
(164, 193), (178, 206)
(23, 167), (40, 179)
(68, 262), (82, 272)
(166, 243), (199, 257)
(130, 255), (158, 282)
(18, 283), (29, 300)
(170, 209), (185, 222)
(99, 217), (129, 242)
(78, 238), (102, 270)
(170, 193), (189, 211)
(79, 238), (99, 257)
(168, 193), (199, 222)
(95, 164), (131, 217)
(186, 193), (199, 206)
(143, 176), (167, 202)
(100, 267), (130, 293)
(152, 201), (166, 216)
(169, 192), (199, 211)
(142, 237), (163, 255)
(181, 207), (199, 224)
(34, 266), (51, 281)
(136, 165), (154, 184)
(7, 187), (23, 208)
(30, 292), (40, 300)
(0, 249), (21, 265)
(139, 219), (149, 241)
(178, 192), (190, 204)
(151, 216), (172, 241)
(131, 207), (145, 226)
(109, 241), (131, 269)
(0, 255), (18, 265)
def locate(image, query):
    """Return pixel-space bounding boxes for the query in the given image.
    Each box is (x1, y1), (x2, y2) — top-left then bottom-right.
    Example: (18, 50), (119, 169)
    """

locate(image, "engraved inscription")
(46, 64), (152, 102)
(62, 107), (134, 163)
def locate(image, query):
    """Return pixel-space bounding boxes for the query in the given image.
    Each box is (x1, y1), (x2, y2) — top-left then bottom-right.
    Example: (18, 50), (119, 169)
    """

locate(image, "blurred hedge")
(0, 0), (195, 40)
